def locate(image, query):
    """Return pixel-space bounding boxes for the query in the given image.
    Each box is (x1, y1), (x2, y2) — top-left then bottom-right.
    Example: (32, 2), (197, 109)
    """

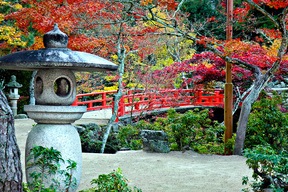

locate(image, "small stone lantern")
(0, 24), (117, 191)
(6, 75), (22, 116)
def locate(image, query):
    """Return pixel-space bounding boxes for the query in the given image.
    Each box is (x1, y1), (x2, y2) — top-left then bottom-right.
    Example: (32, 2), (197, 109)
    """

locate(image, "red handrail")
(72, 89), (224, 120)
(71, 90), (117, 111)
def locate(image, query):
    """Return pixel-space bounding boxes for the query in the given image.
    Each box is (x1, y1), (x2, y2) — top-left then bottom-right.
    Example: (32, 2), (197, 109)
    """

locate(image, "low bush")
(242, 95), (288, 192)
(242, 146), (288, 191)
(117, 124), (143, 150)
(24, 146), (77, 192)
(78, 123), (120, 153)
(245, 95), (288, 150)
(79, 168), (142, 192)
(118, 108), (229, 154)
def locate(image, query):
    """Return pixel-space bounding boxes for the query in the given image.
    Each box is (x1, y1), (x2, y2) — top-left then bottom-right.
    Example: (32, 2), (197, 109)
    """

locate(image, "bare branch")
(245, 0), (279, 28)
(172, 0), (187, 18)
(233, 84), (254, 114)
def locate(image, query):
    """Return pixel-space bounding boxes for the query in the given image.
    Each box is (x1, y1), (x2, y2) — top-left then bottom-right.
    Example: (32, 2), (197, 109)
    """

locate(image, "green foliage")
(79, 123), (119, 153)
(165, 108), (225, 153)
(24, 146), (77, 192)
(117, 124), (143, 150)
(243, 95), (288, 192)
(242, 146), (288, 191)
(181, 0), (226, 39)
(117, 119), (163, 150)
(79, 168), (142, 192)
(118, 108), (227, 154)
(245, 95), (288, 150)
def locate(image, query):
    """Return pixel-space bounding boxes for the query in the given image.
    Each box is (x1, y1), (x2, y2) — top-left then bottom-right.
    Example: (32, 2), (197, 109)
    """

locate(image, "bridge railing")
(72, 89), (224, 119)
(71, 90), (117, 111)
(71, 89), (143, 111)
(116, 89), (224, 118)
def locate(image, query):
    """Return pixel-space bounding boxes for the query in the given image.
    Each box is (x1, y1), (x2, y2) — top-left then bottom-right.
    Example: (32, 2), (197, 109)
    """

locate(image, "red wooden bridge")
(72, 89), (224, 120)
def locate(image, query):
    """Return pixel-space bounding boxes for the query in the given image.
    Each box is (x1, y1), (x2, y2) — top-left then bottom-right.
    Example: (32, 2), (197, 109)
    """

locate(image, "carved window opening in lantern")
(35, 76), (43, 98)
(54, 77), (71, 97)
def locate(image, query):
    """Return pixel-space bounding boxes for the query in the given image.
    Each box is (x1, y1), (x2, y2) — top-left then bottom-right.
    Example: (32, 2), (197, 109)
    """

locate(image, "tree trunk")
(234, 75), (269, 155)
(100, 35), (126, 153)
(0, 90), (23, 191)
(233, 98), (253, 155)
(29, 71), (37, 105)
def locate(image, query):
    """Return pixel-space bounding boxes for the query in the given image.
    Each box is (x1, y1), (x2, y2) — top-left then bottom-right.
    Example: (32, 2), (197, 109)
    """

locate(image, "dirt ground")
(15, 118), (252, 192)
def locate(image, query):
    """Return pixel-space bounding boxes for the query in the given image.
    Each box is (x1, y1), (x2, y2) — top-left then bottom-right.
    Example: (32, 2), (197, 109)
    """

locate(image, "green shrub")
(117, 124), (143, 150)
(245, 95), (288, 150)
(118, 108), (227, 154)
(242, 146), (288, 191)
(80, 168), (142, 192)
(79, 123), (120, 153)
(165, 108), (225, 153)
(243, 95), (288, 192)
(24, 146), (77, 192)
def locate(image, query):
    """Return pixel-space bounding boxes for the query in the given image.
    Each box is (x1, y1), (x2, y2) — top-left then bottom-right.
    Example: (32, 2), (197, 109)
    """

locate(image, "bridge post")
(102, 92), (107, 107)
(71, 95), (79, 106)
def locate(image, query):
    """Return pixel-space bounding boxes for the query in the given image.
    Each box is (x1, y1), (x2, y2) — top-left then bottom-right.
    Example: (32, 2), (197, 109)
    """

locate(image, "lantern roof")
(0, 24), (118, 72)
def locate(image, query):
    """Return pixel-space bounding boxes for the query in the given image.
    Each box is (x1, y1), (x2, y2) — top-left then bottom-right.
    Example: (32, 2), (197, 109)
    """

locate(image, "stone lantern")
(0, 24), (117, 191)
(6, 75), (22, 116)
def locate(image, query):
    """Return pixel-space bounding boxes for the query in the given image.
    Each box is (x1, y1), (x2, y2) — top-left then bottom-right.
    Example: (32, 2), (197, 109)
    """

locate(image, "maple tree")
(139, 0), (288, 155)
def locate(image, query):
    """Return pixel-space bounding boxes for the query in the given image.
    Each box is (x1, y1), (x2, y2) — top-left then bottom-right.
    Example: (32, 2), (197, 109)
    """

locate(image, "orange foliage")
(224, 39), (252, 56)
(140, 0), (153, 6)
(140, 0), (177, 10)
(157, 0), (178, 10)
(28, 36), (44, 50)
(256, 0), (288, 9)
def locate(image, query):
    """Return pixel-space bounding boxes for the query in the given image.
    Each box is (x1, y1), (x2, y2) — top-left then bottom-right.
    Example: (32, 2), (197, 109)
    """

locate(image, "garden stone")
(14, 114), (28, 119)
(141, 130), (170, 153)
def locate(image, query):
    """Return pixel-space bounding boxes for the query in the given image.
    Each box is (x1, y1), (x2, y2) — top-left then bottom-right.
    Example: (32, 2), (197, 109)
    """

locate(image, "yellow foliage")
(152, 38), (196, 69)
(104, 75), (116, 82)
(13, 3), (22, 10)
(263, 39), (281, 57)
(0, 1), (9, 6)
(126, 83), (143, 89)
(104, 86), (118, 91)
(0, 26), (26, 47)
(224, 39), (251, 56)
(110, 54), (118, 63)
(145, 8), (172, 29)
(0, 13), (4, 23)
(0, 0), (27, 50)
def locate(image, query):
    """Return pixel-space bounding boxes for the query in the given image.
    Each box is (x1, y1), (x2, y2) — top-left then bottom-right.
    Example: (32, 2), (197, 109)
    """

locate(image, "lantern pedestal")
(24, 105), (86, 191)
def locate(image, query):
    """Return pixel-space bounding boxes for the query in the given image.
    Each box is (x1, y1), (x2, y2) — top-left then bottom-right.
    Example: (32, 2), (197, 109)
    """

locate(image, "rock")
(14, 114), (28, 119)
(141, 130), (170, 153)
